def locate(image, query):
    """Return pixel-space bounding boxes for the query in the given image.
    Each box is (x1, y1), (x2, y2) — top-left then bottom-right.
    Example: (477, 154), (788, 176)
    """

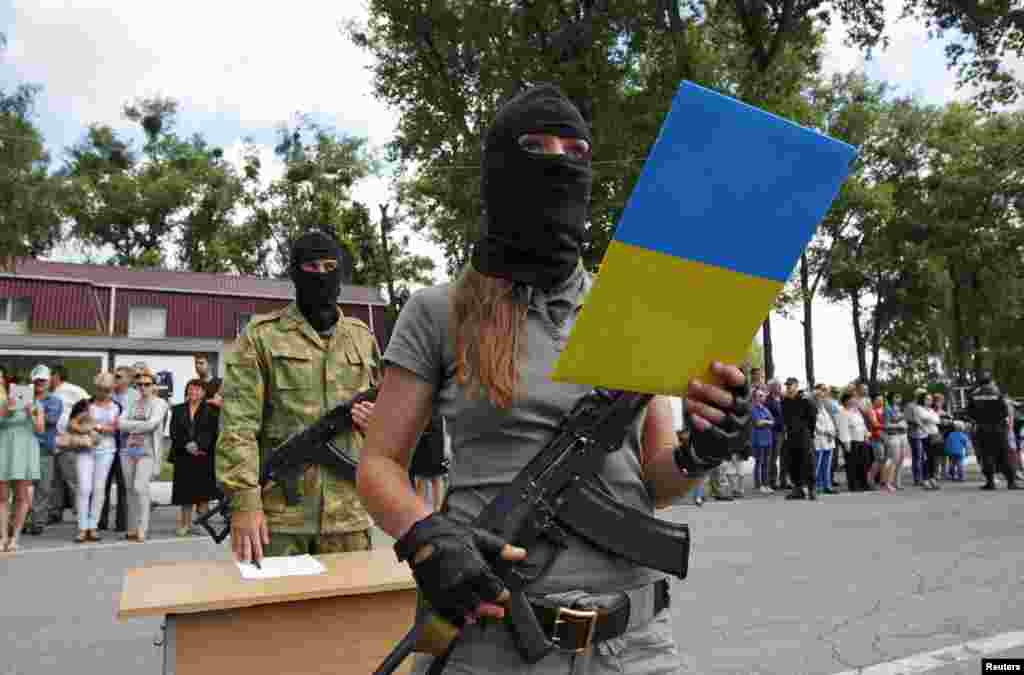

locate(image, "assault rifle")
(196, 387), (378, 544)
(374, 388), (692, 674)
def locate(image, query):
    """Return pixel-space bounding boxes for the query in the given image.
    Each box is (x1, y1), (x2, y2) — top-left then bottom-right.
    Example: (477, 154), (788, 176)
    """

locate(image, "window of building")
(0, 297), (32, 334)
(237, 313), (253, 337)
(128, 306), (168, 338)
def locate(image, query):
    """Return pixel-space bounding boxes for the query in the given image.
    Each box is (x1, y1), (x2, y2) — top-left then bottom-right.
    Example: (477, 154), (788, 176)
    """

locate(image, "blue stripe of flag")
(611, 81), (858, 284)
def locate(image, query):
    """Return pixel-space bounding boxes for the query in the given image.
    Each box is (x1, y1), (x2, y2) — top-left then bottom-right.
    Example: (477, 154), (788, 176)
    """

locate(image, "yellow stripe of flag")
(551, 240), (783, 396)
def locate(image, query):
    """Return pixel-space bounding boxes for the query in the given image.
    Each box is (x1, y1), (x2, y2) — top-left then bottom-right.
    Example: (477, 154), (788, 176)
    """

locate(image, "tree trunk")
(950, 269), (967, 385)
(762, 316), (775, 380)
(868, 304), (883, 390)
(851, 290), (868, 383)
(378, 204), (399, 314)
(969, 268), (985, 380)
(800, 253), (815, 388)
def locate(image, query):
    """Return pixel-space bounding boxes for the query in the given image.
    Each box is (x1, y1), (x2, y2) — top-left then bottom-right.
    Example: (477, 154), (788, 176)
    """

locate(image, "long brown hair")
(452, 264), (528, 408)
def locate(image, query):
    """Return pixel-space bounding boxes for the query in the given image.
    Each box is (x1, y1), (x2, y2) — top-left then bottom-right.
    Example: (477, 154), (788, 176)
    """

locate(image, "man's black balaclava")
(471, 84), (593, 290)
(289, 231), (343, 333)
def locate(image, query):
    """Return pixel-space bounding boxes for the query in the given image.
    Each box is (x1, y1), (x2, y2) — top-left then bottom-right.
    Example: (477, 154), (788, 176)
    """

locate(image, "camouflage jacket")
(216, 303), (381, 535)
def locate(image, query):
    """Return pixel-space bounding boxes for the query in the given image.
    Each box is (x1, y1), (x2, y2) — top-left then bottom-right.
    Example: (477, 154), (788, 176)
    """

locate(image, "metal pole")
(109, 286), (117, 336)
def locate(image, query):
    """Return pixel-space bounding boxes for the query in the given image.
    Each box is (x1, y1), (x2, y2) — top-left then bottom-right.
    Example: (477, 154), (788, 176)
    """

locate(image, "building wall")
(0, 277), (105, 332)
(112, 289), (290, 340)
(4, 278), (393, 349)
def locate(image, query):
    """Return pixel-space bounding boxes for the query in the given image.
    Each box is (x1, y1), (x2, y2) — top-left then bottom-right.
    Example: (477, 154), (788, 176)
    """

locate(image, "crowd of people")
(5, 351), (1019, 554)
(687, 368), (1024, 506)
(0, 354), (224, 552)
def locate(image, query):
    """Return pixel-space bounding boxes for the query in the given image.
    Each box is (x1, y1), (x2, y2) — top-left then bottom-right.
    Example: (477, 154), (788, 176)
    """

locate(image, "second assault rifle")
(374, 388), (694, 674)
(196, 387), (378, 544)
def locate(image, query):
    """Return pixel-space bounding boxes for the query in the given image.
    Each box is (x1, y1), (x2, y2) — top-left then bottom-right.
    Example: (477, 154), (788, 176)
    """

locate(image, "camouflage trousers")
(264, 529), (372, 556)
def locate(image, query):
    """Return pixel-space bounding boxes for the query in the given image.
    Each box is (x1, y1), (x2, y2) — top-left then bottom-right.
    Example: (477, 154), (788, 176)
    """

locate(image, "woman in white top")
(913, 393), (941, 490)
(74, 372), (120, 543)
(813, 384), (838, 494)
(837, 391), (870, 491)
(905, 391), (930, 486)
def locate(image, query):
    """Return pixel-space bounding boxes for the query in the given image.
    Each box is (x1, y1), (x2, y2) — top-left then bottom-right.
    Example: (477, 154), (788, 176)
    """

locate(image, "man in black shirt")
(781, 377), (818, 500)
(967, 372), (1019, 490)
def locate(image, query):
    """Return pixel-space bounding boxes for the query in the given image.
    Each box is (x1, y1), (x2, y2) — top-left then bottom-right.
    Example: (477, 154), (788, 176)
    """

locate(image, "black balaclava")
(471, 84), (593, 290)
(289, 231), (343, 333)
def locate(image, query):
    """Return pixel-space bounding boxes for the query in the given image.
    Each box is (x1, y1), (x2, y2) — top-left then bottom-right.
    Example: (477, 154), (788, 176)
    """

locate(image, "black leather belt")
(527, 578), (671, 653)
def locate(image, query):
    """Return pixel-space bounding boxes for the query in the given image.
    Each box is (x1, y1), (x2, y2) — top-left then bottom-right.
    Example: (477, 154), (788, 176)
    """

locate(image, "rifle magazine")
(556, 477), (690, 579)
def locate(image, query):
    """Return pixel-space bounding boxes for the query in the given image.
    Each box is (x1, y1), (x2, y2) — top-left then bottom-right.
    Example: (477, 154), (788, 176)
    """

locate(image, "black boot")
(981, 480), (997, 490)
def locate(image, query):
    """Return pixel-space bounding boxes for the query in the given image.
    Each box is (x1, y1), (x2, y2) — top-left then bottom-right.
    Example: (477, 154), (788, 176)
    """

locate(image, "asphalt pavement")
(1, 472), (1022, 675)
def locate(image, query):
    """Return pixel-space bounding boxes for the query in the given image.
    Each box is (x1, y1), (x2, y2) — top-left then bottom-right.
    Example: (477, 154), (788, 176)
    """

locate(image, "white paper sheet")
(235, 554), (326, 580)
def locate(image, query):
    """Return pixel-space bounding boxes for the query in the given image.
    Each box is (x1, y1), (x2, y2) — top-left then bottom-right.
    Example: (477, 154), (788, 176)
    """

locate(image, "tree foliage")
(348, 0), (838, 279)
(902, 0), (1024, 108)
(61, 97), (266, 272)
(817, 87), (1024, 393)
(0, 83), (63, 272)
(247, 118), (378, 274)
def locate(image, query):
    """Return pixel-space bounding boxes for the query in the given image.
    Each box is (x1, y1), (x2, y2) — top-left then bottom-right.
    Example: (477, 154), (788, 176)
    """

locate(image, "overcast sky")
(2, 0), (1015, 386)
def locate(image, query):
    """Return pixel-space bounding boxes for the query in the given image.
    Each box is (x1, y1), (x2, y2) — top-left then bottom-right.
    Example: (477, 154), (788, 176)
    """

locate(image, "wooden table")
(118, 549), (417, 674)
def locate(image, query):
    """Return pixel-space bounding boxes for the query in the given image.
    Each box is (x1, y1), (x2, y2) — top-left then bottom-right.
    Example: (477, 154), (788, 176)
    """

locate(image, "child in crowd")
(944, 421), (971, 481)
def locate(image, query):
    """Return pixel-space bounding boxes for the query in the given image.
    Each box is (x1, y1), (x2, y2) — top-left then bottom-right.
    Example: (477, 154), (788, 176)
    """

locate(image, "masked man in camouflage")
(217, 231), (380, 563)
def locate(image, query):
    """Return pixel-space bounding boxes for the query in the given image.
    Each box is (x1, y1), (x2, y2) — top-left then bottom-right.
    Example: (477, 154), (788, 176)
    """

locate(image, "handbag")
(57, 430), (99, 452)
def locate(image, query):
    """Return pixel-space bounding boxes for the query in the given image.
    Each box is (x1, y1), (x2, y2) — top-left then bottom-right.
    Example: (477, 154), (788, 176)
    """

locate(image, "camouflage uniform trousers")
(264, 529), (372, 556)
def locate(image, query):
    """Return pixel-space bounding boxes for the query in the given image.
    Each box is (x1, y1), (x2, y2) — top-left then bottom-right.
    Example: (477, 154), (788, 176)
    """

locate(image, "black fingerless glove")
(675, 375), (753, 476)
(394, 513), (508, 625)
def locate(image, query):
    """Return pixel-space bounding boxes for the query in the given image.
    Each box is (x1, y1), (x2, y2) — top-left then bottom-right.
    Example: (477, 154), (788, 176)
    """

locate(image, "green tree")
(822, 96), (945, 389)
(798, 72), (891, 387)
(903, 0), (1024, 108)
(61, 97), (263, 272)
(243, 121), (436, 310)
(250, 118), (377, 273)
(341, 202), (436, 317)
(916, 103), (1024, 385)
(0, 83), (63, 272)
(349, 1), (839, 278)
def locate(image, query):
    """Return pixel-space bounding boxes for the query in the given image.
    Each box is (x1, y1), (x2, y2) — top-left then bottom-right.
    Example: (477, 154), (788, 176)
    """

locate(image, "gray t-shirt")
(384, 266), (665, 595)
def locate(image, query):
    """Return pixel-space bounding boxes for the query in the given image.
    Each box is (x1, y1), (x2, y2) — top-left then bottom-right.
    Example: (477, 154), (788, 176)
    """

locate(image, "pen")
(252, 558), (262, 570)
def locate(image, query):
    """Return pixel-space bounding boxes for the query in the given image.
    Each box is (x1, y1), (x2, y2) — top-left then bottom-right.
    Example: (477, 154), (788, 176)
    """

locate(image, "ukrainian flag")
(551, 81), (858, 396)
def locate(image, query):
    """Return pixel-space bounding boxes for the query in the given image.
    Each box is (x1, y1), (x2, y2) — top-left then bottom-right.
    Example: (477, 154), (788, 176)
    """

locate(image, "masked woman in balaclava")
(359, 84), (748, 674)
